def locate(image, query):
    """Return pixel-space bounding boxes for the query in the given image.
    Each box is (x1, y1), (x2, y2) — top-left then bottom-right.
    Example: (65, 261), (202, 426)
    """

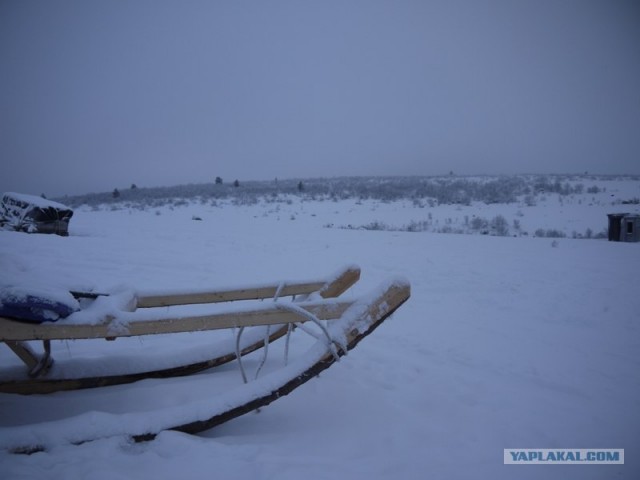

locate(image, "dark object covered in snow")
(1, 192), (73, 236)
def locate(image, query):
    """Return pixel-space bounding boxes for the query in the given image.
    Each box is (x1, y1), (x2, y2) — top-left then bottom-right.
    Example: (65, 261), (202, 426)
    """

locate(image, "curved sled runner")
(0, 267), (410, 453)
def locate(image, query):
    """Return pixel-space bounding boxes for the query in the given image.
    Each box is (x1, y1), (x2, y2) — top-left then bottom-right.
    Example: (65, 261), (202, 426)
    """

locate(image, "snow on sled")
(0, 266), (410, 453)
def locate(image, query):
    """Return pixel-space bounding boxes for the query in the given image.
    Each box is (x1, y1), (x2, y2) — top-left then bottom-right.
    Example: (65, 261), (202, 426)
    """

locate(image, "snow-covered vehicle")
(0, 192), (73, 236)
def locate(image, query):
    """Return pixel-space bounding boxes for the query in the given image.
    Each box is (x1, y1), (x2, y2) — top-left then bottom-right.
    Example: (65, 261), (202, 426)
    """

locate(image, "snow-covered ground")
(1, 180), (639, 479)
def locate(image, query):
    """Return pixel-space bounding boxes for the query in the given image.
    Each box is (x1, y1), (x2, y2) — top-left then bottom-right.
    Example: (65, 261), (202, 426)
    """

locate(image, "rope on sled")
(283, 291), (296, 366)
(284, 323), (293, 366)
(234, 281), (347, 383)
(274, 302), (346, 363)
(235, 281), (287, 384)
(235, 326), (248, 383)
(253, 325), (271, 381)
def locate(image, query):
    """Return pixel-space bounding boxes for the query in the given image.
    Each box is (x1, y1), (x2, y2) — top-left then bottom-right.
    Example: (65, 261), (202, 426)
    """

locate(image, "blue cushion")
(0, 293), (78, 323)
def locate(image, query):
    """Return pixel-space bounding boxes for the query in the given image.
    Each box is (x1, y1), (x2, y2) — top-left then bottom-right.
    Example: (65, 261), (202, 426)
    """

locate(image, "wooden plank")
(359, 282), (411, 335)
(0, 300), (354, 342)
(5, 341), (40, 370)
(135, 266), (360, 308)
(318, 266), (360, 299)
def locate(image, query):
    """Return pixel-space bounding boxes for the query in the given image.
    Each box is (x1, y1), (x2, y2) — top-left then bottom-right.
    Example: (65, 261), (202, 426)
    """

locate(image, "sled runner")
(0, 266), (410, 453)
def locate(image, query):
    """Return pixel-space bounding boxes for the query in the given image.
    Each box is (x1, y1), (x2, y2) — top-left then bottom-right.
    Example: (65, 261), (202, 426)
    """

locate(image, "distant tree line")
(54, 174), (634, 209)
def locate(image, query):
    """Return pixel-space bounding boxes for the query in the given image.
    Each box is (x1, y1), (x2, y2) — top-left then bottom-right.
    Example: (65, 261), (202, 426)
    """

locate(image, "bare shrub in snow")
(361, 221), (389, 231)
(491, 215), (509, 236)
(535, 229), (566, 238)
(405, 220), (430, 232)
(471, 217), (489, 232)
(513, 219), (521, 231)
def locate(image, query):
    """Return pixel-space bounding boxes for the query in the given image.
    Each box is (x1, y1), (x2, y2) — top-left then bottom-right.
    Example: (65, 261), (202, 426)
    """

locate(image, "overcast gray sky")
(1, 0), (639, 197)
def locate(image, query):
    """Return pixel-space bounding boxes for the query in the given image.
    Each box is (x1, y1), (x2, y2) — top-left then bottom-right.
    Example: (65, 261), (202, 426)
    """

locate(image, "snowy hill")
(56, 174), (640, 239)
(1, 175), (639, 479)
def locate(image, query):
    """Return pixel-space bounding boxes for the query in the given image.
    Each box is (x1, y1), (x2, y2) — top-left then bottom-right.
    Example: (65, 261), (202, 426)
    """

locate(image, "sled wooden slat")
(0, 266), (360, 343)
(0, 301), (354, 342)
(4, 341), (40, 371)
(136, 266), (360, 308)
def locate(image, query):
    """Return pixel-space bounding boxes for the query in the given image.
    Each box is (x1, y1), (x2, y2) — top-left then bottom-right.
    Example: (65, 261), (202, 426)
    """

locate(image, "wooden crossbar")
(135, 265), (360, 307)
(0, 266), (362, 344)
(0, 282), (411, 344)
(4, 341), (40, 371)
(0, 300), (355, 342)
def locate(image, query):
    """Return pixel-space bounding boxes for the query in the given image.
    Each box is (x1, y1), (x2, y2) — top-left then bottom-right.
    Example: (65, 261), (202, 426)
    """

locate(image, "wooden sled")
(0, 266), (361, 394)
(0, 266), (410, 453)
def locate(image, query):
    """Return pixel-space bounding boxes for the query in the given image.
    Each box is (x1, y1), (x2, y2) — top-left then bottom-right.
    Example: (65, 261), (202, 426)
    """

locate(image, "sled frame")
(1, 276), (411, 454)
(0, 266), (360, 392)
